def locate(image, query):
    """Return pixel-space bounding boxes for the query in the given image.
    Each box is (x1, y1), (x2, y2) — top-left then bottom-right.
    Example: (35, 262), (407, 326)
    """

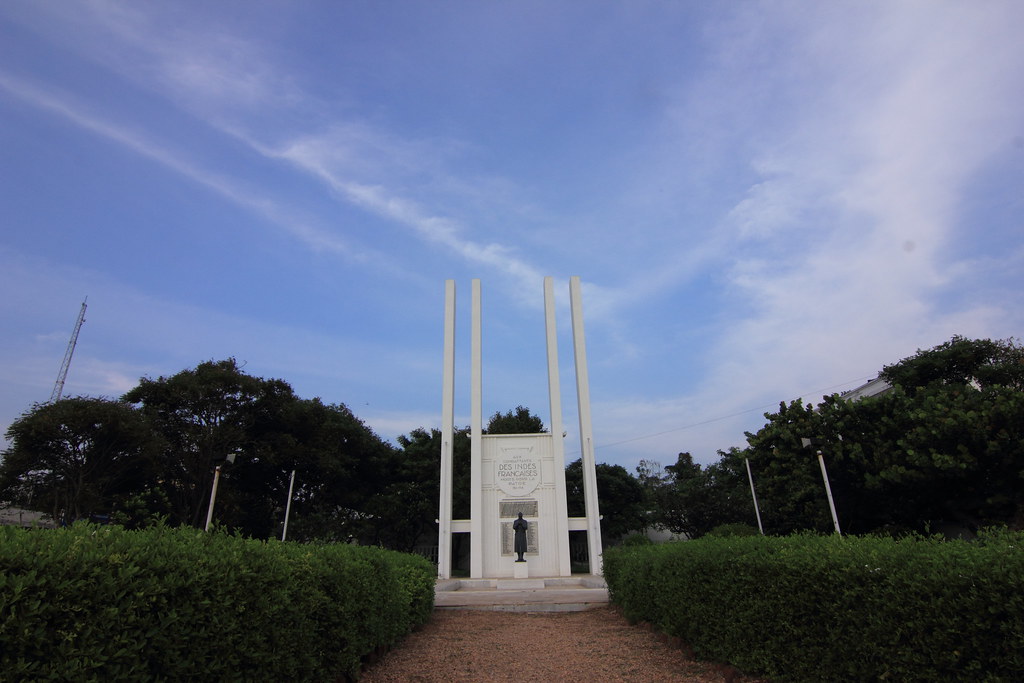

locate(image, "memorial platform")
(434, 575), (609, 612)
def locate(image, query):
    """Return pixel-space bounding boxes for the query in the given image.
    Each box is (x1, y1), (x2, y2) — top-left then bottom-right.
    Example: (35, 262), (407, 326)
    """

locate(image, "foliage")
(742, 399), (837, 534)
(566, 459), (646, 545)
(260, 397), (403, 545)
(881, 335), (1024, 393)
(658, 336), (1024, 536)
(122, 358), (299, 529)
(604, 531), (1024, 681)
(108, 487), (172, 530)
(0, 523), (434, 681)
(400, 424), (471, 527)
(484, 405), (546, 434)
(619, 533), (654, 546)
(3, 359), (414, 546)
(741, 383), (1024, 534)
(0, 398), (159, 523)
(654, 450), (755, 538)
(706, 522), (760, 537)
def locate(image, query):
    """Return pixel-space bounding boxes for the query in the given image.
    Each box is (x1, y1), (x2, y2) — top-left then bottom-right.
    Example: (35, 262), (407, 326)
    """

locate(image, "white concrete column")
(544, 277), (572, 576)
(469, 279), (483, 578)
(570, 276), (603, 575)
(438, 280), (456, 578)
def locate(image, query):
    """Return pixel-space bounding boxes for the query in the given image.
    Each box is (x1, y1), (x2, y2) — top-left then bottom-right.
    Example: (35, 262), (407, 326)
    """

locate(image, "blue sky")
(1, 1), (1022, 472)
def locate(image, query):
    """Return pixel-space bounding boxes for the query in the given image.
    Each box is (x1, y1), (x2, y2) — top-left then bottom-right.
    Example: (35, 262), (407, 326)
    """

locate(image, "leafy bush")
(0, 523), (434, 681)
(604, 530), (1024, 681)
(706, 523), (760, 537)
(618, 533), (654, 547)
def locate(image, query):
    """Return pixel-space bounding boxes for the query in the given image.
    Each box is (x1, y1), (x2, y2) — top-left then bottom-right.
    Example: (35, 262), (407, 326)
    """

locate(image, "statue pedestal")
(513, 561), (529, 579)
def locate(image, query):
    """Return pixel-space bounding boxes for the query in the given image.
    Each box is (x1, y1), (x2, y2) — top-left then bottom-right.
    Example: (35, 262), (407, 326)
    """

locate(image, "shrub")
(0, 523), (434, 681)
(604, 530), (1024, 681)
(706, 523), (760, 538)
(618, 533), (654, 547)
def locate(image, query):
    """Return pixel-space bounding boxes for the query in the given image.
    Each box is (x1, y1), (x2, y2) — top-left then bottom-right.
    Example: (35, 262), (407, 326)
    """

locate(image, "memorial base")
(513, 561), (529, 579)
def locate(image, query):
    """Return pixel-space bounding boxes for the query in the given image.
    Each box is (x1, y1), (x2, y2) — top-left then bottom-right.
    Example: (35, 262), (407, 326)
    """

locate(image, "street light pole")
(281, 469), (296, 541)
(204, 453), (236, 532)
(745, 458), (765, 535)
(816, 450), (841, 535)
(802, 438), (841, 535)
(205, 465), (223, 532)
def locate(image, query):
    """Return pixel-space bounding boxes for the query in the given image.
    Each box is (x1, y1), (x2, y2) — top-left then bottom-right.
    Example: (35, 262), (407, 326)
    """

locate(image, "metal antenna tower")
(50, 298), (88, 403)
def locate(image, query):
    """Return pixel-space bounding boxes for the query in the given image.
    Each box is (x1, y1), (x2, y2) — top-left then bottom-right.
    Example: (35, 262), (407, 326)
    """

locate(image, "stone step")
(434, 575), (609, 612)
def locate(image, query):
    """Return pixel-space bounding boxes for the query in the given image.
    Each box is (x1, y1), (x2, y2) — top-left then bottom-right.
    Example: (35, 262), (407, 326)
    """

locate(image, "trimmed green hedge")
(604, 530), (1024, 681)
(0, 523), (435, 681)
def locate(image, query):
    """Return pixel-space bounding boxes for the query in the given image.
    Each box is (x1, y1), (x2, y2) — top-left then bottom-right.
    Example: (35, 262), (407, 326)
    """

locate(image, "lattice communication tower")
(50, 298), (88, 403)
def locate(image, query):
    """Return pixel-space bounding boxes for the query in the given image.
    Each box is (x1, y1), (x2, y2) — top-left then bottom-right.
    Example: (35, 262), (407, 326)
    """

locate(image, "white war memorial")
(437, 276), (603, 580)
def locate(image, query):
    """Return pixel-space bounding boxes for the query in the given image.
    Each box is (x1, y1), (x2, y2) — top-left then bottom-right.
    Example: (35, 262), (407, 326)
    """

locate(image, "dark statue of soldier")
(513, 512), (528, 562)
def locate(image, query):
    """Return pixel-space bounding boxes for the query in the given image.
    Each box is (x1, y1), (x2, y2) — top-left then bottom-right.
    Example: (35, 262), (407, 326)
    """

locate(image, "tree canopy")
(0, 397), (158, 524)
(645, 336), (1024, 537)
(485, 405), (546, 434)
(565, 458), (646, 546)
(10, 335), (1014, 548)
(881, 335), (1024, 393)
(653, 450), (753, 538)
(1, 359), (405, 543)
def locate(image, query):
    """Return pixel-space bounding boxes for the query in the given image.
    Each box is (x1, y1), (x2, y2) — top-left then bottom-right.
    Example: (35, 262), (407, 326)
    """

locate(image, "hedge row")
(604, 530), (1024, 682)
(0, 523), (435, 681)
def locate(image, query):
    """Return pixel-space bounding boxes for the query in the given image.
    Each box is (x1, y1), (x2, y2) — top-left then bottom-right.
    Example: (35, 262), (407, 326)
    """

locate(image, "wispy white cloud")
(11, 2), (557, 304)
(2, 1), (1021, 469)
(697, 2), (1023, 383)
(6, 1), (670, 324)
(577, 2), (1024, 464)
(0, 72), (400, 271)
(252, 130), (549, 298)
(25, 0), (305, 120)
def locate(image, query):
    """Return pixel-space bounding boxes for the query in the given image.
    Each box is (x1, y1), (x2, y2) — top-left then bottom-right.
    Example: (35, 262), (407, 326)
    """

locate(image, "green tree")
(565, 459), (646, 546)
(635, 459), (667, 493)
(122, 358), (293, 529)
(656, 452), (705, 538)
(656, 450), (754, 538)
(366, 426), (442, 552)
(742, 399), (836, 535)
(121, 359), (400, 539)
(711, 337), (1024, 535)
(822, 385), (1024, 532)
(236, 397), (396, 542)
(0, 398), (158, 523)
(485, 405), (546, 434)
(881, 335), (1024, 393)
(635, 458), (668, 532)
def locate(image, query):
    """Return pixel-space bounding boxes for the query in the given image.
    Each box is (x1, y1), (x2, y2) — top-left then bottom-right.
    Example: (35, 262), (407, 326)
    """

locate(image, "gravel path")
(360, 607), (768, 682)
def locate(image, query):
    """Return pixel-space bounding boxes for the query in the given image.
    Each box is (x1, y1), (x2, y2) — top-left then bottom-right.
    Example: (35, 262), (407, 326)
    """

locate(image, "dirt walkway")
(360, 607), (768, 682)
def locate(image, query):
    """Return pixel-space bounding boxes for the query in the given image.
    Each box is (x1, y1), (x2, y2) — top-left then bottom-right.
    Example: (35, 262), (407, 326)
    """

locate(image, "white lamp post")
(802, 438), (841, 535)
(204, 453), (236, 532)
(281, 469), (296, 541)
(745, 458), (765, 535)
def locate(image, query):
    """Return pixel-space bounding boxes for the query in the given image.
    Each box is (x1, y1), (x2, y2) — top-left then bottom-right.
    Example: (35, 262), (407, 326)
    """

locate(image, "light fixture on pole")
(205, 453), (236, 532)
(745, 458), (764, 535)
(281, 469), (296, 541)
(802, 438), (841, 535)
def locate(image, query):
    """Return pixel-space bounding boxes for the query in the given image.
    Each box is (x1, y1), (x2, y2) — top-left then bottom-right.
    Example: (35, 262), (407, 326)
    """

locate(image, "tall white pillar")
(544, 277), (573, 576)
(570, 276), (603, 575)
(438, 280), (456, 578)
(469, 279), (483, 578)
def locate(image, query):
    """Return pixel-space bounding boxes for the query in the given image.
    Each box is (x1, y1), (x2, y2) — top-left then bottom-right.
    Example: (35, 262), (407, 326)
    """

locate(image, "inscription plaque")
(501, 520), (538, 555)
(495, 446), (541, 496)
(499, 500), (538, 518)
